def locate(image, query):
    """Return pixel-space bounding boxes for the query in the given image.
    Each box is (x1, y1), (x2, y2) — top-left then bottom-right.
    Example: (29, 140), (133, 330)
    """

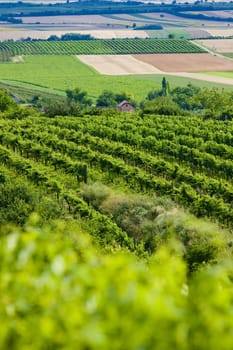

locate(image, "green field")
(0, 56), (162, 101)
(203, 71), (233, 79)
(224, 53), (233, 59)
(1, 55), (233, 103)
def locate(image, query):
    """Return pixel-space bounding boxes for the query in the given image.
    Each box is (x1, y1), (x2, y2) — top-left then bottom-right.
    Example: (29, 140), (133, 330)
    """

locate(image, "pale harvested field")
(185, 28), (211, 38)
(196, 39), (233, 53)
(0, 29), (147, 41)
(140, 12), (226, 25)
(77, 55), (163, 75)
(77, 53), (233, 85)
(81, 30), (148, 39)
(205, 29), (233, 37)
(19, 15), (128, 25)
(134, 53), (233, 72)
(141, 12), (188, 21)
(186, 10), (233, 19)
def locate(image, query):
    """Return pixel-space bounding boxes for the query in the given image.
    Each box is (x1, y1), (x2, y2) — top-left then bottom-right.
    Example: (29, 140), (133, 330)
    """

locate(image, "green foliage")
(0, 182), (38, 225)
(0, 176), (63, 225)
(96, 90), (136, 108)
(0, 221), (233, 349)
(48, 33), (94, 41)
(171, 83), (201, 110)
(66, 87), (92, 106)
(145, 82), (233, 118)
(44, 87), (92, 117)
(142, 96), (186, 116)
(80, 183), (231, 270)
(0, 88), (16, 112)
(146, 77), (171, 101)
(96, 90), (117, 107)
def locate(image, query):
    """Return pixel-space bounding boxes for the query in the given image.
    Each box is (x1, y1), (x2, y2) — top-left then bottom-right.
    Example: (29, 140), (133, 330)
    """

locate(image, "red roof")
(118, 100), (131, 107)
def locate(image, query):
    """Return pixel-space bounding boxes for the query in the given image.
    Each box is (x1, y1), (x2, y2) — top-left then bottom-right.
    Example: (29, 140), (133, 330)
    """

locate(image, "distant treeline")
(47, 33), (94, 41)
(0, 15), (22, 24)
(177, 12), (233, 23)
(1, 1), (233, 18)
(134, 24), (163, 31)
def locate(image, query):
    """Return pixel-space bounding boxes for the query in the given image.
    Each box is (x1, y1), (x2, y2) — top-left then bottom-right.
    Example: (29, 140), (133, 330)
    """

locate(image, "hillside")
(1, 88), (233, 251)
(1, 88), (233, 348)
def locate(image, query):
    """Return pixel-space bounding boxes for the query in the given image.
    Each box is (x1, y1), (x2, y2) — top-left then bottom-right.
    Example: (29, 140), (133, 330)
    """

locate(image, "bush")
(0, 221), (233, 349)
(142, 96), (187, 116)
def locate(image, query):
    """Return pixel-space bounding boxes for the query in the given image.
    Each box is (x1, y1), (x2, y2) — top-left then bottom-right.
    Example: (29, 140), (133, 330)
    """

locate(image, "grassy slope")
(224, 53), (233, 59)
(0, 55), (233, 102)
(203, 71), (233, 79)
(0, 56), (161, 102)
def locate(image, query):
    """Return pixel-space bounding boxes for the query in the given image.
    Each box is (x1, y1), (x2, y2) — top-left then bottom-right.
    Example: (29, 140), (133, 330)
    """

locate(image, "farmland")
(0, 29), (149, 42)
(196, 39), (233, 53)
(0, 39), (205, 62)
(1, 2), (233, 348)
(1, 55), (233, 105)
(77, 55), (162, 75)
(133, 53), (233, 72)
(203, 71), (233, 79)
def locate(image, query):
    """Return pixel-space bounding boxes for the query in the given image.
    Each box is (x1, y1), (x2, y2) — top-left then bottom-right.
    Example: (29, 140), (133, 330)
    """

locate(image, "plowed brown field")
(133, 53), (233, 72)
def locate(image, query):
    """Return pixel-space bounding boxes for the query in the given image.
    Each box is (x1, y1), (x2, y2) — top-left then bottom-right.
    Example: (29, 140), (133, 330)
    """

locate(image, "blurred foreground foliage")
(81, 183), (232, 272)
(0, 218), (233, 350)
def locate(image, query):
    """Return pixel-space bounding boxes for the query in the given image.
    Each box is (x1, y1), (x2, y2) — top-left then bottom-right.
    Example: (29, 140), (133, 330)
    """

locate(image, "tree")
(142, 96), (186, 116)
(161, 77), (170, 96)
(146, 77), (170, 102)
(0, 88), (16, 111)
(96, 90), (136, 108)
(66, 87), (92, 107)
(96, 90), (116, 107)
(171, 84), (201, 110)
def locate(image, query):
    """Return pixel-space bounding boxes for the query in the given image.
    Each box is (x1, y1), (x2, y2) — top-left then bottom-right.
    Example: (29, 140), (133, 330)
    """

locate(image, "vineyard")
(0, 39), (205, 62)
(1, 111), (233, 231)
(1, 93), (233, 348)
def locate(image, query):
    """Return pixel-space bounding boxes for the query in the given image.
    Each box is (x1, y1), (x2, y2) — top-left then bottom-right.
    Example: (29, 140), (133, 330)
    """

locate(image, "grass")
(167, 29), (190, 39)
(202, 71), (233, 79)
(0, 56), (161, 101)
(0, 81), (65, 104)
(0, 55), (233, 103)
(223, 53), (233, 59)
(132, 73), (233, 91)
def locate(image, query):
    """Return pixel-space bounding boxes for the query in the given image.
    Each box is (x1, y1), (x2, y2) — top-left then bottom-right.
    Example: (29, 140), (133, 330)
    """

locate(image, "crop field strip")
(1, 114), (233, 227)
(0, 39), (206, 62)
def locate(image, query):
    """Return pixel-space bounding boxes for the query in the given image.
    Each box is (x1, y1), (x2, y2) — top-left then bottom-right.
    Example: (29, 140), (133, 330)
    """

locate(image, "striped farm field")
(0, 39), (205, 62)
